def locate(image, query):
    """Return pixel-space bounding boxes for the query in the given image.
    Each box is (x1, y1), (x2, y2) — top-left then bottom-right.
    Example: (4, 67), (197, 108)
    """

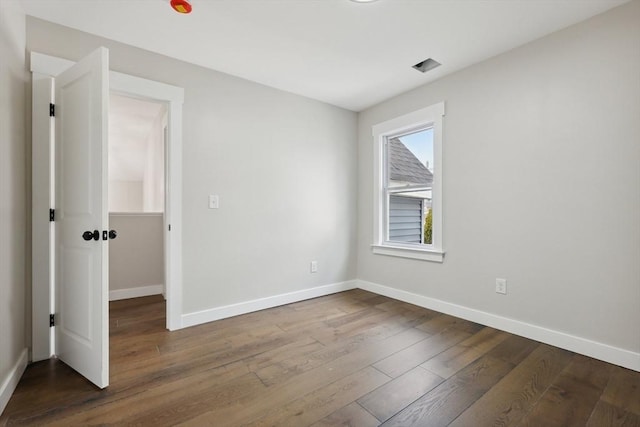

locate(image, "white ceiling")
(109, 94), (165, 182)
(21, 0), (629, 111)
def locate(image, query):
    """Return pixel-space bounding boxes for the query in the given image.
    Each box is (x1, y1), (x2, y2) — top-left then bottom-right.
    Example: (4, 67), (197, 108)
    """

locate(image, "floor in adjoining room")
(2, 290), (639, 426)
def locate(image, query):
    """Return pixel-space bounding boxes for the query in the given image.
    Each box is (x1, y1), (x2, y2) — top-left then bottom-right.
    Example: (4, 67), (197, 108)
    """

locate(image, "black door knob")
(82, 230), (99, 241)
(108, 230), (117, 240)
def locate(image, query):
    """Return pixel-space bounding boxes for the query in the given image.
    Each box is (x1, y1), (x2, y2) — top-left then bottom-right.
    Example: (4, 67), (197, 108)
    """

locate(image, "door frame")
(31, 51), (184, 361)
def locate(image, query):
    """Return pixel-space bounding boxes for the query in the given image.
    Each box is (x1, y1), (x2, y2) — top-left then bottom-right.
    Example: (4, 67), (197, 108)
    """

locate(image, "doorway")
(108, 94), (167, 306)
(30, 51), (184, 379)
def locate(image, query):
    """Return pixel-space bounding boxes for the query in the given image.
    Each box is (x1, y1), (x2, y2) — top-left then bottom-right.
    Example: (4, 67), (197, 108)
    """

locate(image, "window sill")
(371, 244), (444, 263)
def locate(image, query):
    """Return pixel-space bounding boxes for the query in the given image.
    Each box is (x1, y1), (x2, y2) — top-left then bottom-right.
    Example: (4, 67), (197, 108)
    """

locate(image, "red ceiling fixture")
(170, 0), (192, 14)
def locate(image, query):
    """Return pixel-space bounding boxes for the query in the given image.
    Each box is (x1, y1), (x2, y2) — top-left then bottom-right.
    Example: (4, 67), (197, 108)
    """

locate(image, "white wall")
(27, 18), (358, 315)
(110, 106), (165, 213)
(358, 1), (640, 360)
(109, 213), (164, 296)
(0, 0), (28, 413)
(142, 111), (165, 213)
(109, 180), (143, 212)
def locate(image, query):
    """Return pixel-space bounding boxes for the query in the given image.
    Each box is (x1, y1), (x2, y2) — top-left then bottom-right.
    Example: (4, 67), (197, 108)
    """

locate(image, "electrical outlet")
(495, 278), (507, 295)
(310, 261), (318, 273)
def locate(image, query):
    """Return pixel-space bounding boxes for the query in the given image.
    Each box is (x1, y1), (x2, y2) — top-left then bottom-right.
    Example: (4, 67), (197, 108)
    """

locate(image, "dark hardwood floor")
(1, 290), (639, 426)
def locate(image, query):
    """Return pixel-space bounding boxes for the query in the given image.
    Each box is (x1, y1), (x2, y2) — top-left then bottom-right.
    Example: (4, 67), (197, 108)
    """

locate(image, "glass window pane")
(387, 128), (433, 188)
(386, 128), (434, 245)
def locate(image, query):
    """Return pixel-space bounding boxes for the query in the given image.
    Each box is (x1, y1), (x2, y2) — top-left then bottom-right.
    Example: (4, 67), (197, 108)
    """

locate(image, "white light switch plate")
(209, 195), (219, 209)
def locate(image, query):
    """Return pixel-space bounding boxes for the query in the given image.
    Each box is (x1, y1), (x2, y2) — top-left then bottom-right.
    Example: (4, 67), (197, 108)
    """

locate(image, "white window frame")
(371, 102), (445, 262)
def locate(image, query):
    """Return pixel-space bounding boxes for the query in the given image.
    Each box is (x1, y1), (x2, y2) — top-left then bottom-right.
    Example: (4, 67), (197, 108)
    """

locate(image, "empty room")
(1, 0), (638, 425)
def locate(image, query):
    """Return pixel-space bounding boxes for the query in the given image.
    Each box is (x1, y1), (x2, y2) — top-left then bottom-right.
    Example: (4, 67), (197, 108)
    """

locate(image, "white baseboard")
(0, 348), (28, 416)
(109, 284), (164, 301)
(181, 280), (358, 328)
(176, 277), (638, 371)
(356, 280), (640, 372)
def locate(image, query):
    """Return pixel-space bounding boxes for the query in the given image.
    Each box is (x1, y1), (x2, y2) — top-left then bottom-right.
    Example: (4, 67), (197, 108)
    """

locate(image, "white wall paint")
(27, 17), (358, 314)
(358, 1), (640, 356)
(109, 94), (164, 183)
(0, 0), (28, 413)
(109, 96), (165, 213)
(108, 180), (143, 212)
(109, 214), (164, 293)
(142, 111), (166, 213)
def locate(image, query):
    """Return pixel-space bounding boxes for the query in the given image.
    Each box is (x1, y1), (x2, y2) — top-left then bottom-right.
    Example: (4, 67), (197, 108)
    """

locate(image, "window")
(372, 102), (445, 262)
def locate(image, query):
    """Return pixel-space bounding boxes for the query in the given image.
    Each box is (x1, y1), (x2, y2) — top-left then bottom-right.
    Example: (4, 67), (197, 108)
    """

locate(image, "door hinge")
(49, 208), (55, 222)
(49, 314), (55, 327)
(49, 103), (55, 117)
(168, 224), (171, 231)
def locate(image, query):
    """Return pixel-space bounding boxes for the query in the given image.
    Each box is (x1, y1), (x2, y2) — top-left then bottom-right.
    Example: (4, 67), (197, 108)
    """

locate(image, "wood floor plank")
(243, 336), (325, 373)
(1, 360), (102, 420)
(358, 366), (444, 422)
(311, 402), (381, 427)
(253, 331), (375, 387)
(3, 290), (639, 427)
(276, 306), (352, 331)
(486, 334), (541, 366)
(416, 313), (484, 335)
(449, 344), (573, 427)
(310, 309), (400, 345)
(158, 323), (284, 355)
(5, 359), (251, 425)
(421, 327), (510, 379)
(178, 328), (428, 426)
(518, 354), (613, 427)
(382, 355), (514, 427)
(46, 367), (260, 426)
(339, 289), (381, 302)
(374, 299), (437, 316)
(601, 366), (640, 416)
(111, 308), (286, 353)
(246, 367), (390, 427)
(109, 294), (163, 310)
(324, 306), (387, 328)
(373, 328), (471, 378)
(112, 322), (295, 377)
(254, 316), (430, 387)
(586, 400), (640, 427)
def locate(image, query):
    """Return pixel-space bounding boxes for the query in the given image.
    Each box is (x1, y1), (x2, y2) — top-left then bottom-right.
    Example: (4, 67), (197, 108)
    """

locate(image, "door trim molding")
(30, 52), (184, 362)
(31, 72), (54, 362)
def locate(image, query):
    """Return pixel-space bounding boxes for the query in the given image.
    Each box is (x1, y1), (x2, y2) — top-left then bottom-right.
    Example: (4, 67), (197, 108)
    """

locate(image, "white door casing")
(31, 73), (54, 362)
(54, 47), (109, 389)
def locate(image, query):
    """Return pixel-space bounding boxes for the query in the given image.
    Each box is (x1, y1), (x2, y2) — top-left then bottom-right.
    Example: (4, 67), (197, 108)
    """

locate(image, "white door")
(54, 47), (109, 389)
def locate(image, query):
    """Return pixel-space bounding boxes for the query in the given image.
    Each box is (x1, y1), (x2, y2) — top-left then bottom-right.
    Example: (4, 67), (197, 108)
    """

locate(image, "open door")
(54, 47), (109, 388)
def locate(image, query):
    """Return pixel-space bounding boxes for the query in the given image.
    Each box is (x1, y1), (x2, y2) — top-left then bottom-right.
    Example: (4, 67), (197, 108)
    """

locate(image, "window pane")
(387, 128), (434, 188)
(386, 129), (434, 244)
(389, 195), (423, 243)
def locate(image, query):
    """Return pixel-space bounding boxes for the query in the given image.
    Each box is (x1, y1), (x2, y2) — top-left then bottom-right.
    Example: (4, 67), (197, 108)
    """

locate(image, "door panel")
(55, 47), (109, 389)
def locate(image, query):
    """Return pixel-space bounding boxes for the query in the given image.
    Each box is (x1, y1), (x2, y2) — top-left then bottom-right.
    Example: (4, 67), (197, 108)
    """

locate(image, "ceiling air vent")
(412, 58), (441, 73)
